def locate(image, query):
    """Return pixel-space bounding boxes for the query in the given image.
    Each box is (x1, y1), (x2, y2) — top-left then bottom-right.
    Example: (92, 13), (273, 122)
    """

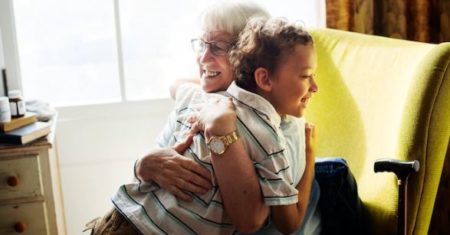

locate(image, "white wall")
(0, 26), (5, 97)
(56, 99), (174, 235)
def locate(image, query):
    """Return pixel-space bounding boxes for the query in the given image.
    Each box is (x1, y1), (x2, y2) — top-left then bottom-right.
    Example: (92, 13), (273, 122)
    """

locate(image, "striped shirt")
(246, 116), (322, 235)
(113, 82), (301, 234)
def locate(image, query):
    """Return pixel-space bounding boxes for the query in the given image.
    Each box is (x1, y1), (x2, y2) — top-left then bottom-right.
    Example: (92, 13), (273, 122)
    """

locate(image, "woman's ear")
(254, 67), (272, 92)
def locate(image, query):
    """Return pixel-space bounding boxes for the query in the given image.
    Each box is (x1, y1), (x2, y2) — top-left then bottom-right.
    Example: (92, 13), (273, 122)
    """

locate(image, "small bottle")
(8, 90), (26, 118)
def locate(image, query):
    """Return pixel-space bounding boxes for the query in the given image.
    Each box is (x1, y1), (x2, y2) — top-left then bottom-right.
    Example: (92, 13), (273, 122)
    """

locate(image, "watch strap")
(219, 130), (239, 146)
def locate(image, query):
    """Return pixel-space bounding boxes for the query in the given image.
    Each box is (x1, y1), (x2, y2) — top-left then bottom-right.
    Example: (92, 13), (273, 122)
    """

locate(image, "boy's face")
(269, 44), (318, 117)
(196, 31), (235, 93)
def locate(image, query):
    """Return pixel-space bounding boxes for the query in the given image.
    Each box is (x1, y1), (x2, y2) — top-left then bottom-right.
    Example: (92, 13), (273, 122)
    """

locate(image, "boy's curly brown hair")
(229, 18), (313, 92)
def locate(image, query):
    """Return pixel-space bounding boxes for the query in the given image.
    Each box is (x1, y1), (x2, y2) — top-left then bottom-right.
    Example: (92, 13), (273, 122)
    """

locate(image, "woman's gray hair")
(199, 0), (270, 39)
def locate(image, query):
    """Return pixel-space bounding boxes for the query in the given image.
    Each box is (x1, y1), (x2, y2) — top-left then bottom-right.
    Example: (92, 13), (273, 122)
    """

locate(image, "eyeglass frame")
(190, 38), (235, 56)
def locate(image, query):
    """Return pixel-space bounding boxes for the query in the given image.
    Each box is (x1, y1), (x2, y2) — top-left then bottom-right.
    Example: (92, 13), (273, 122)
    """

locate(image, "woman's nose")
(199, 46), (214, 64)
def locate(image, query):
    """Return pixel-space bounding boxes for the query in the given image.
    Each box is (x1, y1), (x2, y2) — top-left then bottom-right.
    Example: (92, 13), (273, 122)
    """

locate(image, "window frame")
(0, 0), (22, 97)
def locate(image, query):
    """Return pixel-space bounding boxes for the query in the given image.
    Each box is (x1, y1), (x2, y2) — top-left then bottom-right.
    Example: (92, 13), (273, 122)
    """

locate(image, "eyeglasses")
(191, 39), (234, 56)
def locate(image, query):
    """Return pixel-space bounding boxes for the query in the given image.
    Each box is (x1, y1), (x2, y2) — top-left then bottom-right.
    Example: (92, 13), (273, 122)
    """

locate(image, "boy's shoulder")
(227, 83), (282, 132)
(280, 116), (306, 131)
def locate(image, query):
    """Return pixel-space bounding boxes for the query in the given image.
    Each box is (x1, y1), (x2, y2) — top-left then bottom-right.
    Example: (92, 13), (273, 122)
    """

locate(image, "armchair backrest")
(308, 28), (450, 235)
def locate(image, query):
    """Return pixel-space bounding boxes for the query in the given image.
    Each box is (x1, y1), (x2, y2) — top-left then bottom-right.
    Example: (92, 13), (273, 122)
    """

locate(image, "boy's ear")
(254, 67), (272, 92)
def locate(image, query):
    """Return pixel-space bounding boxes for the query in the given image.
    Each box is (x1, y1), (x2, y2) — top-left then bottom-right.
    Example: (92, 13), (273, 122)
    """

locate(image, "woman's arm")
(270, 123), (316, 234)
(169, 78), (200, 99)
(194, 98), (269, 233)
(135, 136), (213, 202)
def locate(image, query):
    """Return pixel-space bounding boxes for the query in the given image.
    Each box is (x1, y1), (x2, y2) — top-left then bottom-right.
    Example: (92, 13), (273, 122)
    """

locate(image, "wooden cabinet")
(0, 136), (66, 234)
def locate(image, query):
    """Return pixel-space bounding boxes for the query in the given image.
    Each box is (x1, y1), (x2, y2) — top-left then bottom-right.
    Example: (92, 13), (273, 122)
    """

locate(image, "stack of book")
(0, 113), (51, 145)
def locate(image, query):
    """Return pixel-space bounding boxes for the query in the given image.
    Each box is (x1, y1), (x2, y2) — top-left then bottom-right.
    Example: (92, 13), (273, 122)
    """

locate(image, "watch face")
(209, 138), (225, 155)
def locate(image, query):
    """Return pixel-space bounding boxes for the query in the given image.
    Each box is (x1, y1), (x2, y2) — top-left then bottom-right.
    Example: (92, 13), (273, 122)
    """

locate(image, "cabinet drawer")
(0, 155), (43, 201)
(0, 202), (48, 234)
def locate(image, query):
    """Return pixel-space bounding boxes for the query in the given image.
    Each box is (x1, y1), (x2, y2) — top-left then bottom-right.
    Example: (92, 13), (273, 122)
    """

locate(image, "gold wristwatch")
(207, 130), (240, 155)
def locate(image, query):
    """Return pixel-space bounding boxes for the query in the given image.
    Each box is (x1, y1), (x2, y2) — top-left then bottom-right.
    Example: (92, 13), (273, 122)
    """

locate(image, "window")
(8, 0), (324, 107)
(13, 0), (123, 106)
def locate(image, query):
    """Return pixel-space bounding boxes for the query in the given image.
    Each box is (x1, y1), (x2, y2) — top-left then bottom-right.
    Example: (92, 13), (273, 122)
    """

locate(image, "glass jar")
(8, 90), (26, 118)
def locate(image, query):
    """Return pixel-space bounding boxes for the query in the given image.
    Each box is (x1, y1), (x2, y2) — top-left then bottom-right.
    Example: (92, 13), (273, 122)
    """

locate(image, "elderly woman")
(136, 0), (273, 230)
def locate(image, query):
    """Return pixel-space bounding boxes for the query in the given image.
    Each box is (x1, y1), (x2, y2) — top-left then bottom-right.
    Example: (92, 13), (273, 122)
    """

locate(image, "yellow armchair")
(308, 28), (449, 235)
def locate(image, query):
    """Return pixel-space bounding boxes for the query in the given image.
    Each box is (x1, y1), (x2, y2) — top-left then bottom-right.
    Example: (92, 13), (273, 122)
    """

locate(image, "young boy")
(113, 18), (320, 235)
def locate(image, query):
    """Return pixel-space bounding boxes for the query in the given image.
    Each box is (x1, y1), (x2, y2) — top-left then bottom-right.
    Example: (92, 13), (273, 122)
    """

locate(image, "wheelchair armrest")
(374, 158), (420, 180)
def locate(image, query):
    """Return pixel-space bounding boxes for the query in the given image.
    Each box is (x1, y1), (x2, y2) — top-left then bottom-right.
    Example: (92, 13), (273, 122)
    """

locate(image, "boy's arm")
(211, 139), (270, 233)
(270, 123), (316, 234)
(200, 98), (269, 233)
(169, 78), (200, 99)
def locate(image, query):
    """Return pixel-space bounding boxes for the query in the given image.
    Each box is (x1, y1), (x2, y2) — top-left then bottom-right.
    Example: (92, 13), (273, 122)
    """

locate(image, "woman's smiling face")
(196, 31), (235, 92)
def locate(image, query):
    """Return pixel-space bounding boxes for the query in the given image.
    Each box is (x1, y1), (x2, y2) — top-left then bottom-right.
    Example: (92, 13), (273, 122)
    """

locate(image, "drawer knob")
(7, 176), (20, 187)
(14, 222), (27, 233)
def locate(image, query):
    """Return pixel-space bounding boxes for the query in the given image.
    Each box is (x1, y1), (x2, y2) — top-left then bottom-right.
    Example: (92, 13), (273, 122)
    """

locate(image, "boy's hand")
(188, 97), (237, 139)
(305, 122), (316, 161)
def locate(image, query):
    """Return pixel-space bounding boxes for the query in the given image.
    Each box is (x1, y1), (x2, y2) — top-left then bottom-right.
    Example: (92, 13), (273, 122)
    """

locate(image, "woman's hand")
(135, 135), (212, 202)
(188, 97), (237, 139)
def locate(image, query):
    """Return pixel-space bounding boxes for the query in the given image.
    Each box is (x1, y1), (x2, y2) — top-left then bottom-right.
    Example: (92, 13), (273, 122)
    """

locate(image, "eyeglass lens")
(191, 39), (231, 56)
